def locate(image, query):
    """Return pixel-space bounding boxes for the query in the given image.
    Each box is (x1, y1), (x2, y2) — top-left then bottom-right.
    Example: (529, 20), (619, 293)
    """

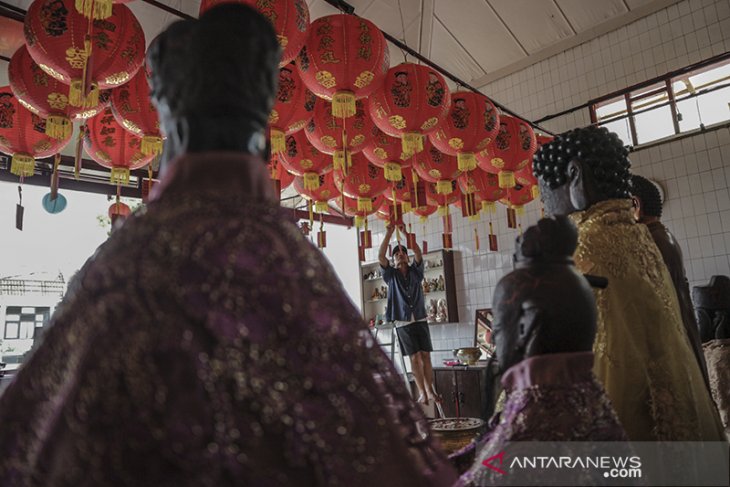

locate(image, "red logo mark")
(482, 451), (507, 475)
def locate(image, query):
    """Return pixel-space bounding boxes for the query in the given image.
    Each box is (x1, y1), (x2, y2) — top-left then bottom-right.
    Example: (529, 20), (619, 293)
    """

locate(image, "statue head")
(533, 126), (631, 217)
(147, 4), (281, 171)
(629, 174), (662, 223)
(693, 275), (730, 342)
(493, 216), (597, 372)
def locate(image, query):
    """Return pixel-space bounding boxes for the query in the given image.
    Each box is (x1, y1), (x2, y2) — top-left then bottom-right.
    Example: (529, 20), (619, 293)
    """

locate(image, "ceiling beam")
(418, 0), (435, 58)
(470, 0), (684, 89)
(483, 0), (529, 56)
(552, 0), (577, 35)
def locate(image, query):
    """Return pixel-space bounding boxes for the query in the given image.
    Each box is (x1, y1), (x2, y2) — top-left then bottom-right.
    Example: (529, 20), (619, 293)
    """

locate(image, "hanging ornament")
(428, 91), (499, 172)
(369, 63), (451, 154)
(279, 130), (333, 190)
(25, 0), (146, 108)
(515, 134), (553, 199)
(293, 171), (340, 213)
(84, 107), (155, 183)
(411, 139), (461, 195)
(501, 182), (536, 217)
(74, 0), (135, 21)
(457, 168), (506, 217)
(109, 199), (131, 226)
(424, 180), (461, 217)
(297, 14), (387, 117)
(268, 152), (295, 194)
(200, 0), (310, 67)
(476, 114), (537, 189)
(305, 98), (373, 171)
(269, 63), (316, 153)
(333, 193), (385, 227)
(111, 65), (164, 156)
(332, 153), (388, 213)
(383, 166), (416, 213)
(42, 192), (67, 214)
(362, 126), (412, 182)
(0, 87), (72, 177)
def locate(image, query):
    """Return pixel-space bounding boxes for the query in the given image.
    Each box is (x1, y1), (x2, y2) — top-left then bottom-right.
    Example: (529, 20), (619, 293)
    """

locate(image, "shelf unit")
(360, 249), (459, 326)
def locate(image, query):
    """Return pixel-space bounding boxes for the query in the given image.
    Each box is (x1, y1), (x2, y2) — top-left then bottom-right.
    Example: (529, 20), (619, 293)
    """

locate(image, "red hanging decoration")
(501, 183), (536, 217)
(296, 14), (388, 118)
(476, 114), (537, 189)
(424, 180), (461, 216)
(279, 130), (332, 190)
(333, 193), (385, 227)
(457, 169), (506, 215)
(84, 107), (155, 183)
(332, 153), (388, 213)
(8, 46), (105, 141)
(0, 87), (72, 177)
(111, 65), (163, 157)
(293, 171), (340, 213)
(200, 0), (310, 67)
(24, 0), (146, 108)
(269, 63), (316, 153)
(375, 200), (404, 227)
(411, 139), (461, 195)
(268, 153), (295, 193)
(515, 134), (554, 199)
(108, 200), (131, 226)
(369, 63), (451, 155)
(428, 91), (499, 172)
(383, 166), (416, 212)
(74, 0), (134, 21)
(362, 126), (411, 182)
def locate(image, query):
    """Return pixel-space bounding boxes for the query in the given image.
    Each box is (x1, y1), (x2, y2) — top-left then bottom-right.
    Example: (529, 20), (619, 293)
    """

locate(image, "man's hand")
(379, 224), (395, 267)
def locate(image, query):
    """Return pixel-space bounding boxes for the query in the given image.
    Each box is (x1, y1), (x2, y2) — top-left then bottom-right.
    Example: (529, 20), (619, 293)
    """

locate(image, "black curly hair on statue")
(630, 174), (662, 218)
(533, 126), (632, 199)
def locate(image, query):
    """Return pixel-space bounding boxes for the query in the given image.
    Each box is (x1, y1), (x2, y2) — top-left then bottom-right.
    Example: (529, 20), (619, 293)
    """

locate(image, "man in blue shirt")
(379, 224), (439, 405)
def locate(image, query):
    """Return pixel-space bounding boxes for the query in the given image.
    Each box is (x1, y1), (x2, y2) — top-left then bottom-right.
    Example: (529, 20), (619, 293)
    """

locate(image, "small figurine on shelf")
(437, 275), (445, 291)
(436, 298), (448, 322)
(427, 299), (437, 322)
(423, 279), (431, 293)
(380, 285), (388, 299)
(371, 288), (380, 300)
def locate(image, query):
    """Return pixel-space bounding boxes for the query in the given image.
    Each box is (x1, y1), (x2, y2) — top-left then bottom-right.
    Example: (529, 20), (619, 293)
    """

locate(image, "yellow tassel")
(332, 91), (356, 118)
(420, 215), (428, 223)
(474, 227), (480, 251)
(402, 132), (424, 154)
(481, 200), (496, 214)
(498, 171), (515, 188)
(436, 180), (452, 195)
(469, 214), (480, 222)
(383, 162), (402, 182)
(110, 167), (130, 185)
(69, 80), (85, 107)
(141, 135), (163, 156)
(84, 82), (100, 108)
(438, 205), (448, 216)
(402, 201), (411, 213)
(270, 128), (286, 154)
(357, 197), (372, 213)
(303, 172), (321, 190)
(333, 150), (352, 171)
(10, 153), (35, 177)
(457, 152), (477, 172)
(76, 0), (113, 19)
(531, 185), (540, 199)
(355, 216), (364, 228)
(45, 115), (72, 140)
(315, 200), (329, 213)
(412, 170), (419, 183)
(515, 205), (525, 216)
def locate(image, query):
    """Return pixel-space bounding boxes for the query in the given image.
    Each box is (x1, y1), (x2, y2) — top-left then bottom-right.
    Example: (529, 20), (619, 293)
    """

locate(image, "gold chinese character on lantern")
(354, 71), (374, 88)
(65, 47), (89, 69)
(420, 117), (439, 131)
(46, 92), (69, 110)
(388, 115), (406, 130)
(358, 183), (371, 194)
(315, 71), (337, 88)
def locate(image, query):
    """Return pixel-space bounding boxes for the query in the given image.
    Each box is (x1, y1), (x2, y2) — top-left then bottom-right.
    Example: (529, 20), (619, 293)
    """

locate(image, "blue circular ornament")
(42, 193), (67, 214)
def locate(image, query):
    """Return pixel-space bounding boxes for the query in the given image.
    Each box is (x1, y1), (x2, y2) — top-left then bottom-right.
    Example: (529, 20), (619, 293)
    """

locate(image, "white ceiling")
(2, 0), (679, 91)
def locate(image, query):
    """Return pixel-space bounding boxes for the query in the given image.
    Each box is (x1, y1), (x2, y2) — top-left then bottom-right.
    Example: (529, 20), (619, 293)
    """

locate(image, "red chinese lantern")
(383, 166), (416, 211)
(410, 139), (461, 195)
(413, 202), (437, 221)
(516, 134), (553, 199)
(369, 63), (451, 155)
(333, 153), (388, 212)
(269, 63), (316, 153)
(74, 0), (135, 20)
(84, 107), (155, 183)
(428, 91), (499, 172)
(425, 180), (461, 214)
(334, 193), (384, 226)
(200, 0), (310, 67)
(111, 66), (163, 157)
(362, 126), (411, 182)
(278, 130), (332, 190)
(0, 87), (72, 177)
(297, 14), (388, 118)
(294, 171), (340, 212)
(501, 183), (536, 215)
(476, 115), (536, 189)
(268, 153), (295, 191)
(24, 0), (146, 108)
(458, 169), (506, 210)
(8, 46), (105, 140)
(305, 98), (373, 170)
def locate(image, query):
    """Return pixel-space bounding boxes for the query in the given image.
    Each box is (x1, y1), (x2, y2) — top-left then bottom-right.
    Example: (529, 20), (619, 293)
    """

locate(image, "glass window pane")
(696, 85), (730, 127)
(596, 98), (627, 121)
(21, 307), (34, 314)
(19, 322), (34, 339)
(689, 63), (730, 89)
(5, 322), (19, 339)
(634, 105), (675, 144)
(676, 96), (702, 132)
(602, 118), (633, 146)
(5, 314), (20, 322)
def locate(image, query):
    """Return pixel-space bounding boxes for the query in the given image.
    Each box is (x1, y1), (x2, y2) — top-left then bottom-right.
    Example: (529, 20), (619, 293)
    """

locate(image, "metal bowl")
(453, 347), (482, 365)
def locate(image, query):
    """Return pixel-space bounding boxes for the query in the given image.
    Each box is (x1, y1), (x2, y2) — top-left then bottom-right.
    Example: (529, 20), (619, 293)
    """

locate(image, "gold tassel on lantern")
(474, 227), (480, 251)
(315, 201), (329, 213)
(69, 80), (99, 108)
(333, 150), (352, 171)
(354, 215), (364, 228)
(45, 115), (72, 140)
(457, 152), (477, 172)
(141, 135), (163, 156)
(402, 201), (411, 213)
(332, 91), (356, 118)
(515, 205), (525, 217)
(110, 167), (130, 185)
(481, 200), (496, 214)
(437, 205), (448, 217)
(436, 180), (452, 195)
(303, 172), (321, 190)
(498, 170), (516, 188)
(357, 197), (372, 213)
(383, 162), (402, 182)
(402, 132), (424, 154)
(531, 185), (540, 199)
(420, 215), (428, 224)
(76, 0), (113, 20)
(10, 154), (35, 177)
(270, 128), (286, 154)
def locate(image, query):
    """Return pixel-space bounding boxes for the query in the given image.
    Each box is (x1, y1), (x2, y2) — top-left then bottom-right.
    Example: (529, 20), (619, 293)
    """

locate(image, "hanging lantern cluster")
(279, 130), (332, 190)
(476, 114), (537, 189)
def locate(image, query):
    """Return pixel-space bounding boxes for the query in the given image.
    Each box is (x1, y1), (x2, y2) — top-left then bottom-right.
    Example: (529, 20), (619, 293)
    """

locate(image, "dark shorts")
(395, 321), (433, 356)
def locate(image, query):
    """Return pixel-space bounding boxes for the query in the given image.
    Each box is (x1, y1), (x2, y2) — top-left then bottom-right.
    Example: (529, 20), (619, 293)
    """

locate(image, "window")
(4, 306), (50, 340)
(591, 57), (730, 146)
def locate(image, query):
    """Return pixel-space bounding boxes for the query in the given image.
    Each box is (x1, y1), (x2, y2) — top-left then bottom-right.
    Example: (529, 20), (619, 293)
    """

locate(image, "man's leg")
(409, 352), (428, 403)
(421, 351), (440, 402)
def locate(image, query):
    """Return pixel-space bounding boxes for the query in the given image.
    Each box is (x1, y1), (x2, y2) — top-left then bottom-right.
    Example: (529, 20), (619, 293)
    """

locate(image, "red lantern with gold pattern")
(413, 202), (437, 220)
(501, 182), (536, 215)
(111, 66), (163, 157)
(515, 134), (553, 199)
(279, 130), (332, 190)
(294, 171), (340, 212)
(268, 153), (295, 191)
(305, 98), (373, 171)
(362, 126), (411, 182)
(296, 14), (388, 118)
(334, 193), (384, 226)
(269, 63), (316, 153)
(84, 107), (155, 183)
(425, 180), (461, 214)
(332, 153), (388, 212)
(476, 115), (536, 189)
(428, 91), (499, 172)
(0, 87), (72, 177)
(24, 0), (146, 108)
(458, 169), (505, 206)
(383, 166), (416, 210)
(369, 63), (451, 155)
(8, 46), (106, 141)
(410, 139), (461, 195)
(200, 0), (310, 67)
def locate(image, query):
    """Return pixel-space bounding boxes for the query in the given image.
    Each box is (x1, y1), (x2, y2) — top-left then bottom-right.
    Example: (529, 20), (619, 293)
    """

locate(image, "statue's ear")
(568, 159), (590, 211)
(517, 300), (542, 357)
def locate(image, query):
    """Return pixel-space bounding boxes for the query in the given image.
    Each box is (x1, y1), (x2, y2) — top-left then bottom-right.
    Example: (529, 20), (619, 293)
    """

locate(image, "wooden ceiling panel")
(489, 0), (574, 54)
(555, 0), (629, 33)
